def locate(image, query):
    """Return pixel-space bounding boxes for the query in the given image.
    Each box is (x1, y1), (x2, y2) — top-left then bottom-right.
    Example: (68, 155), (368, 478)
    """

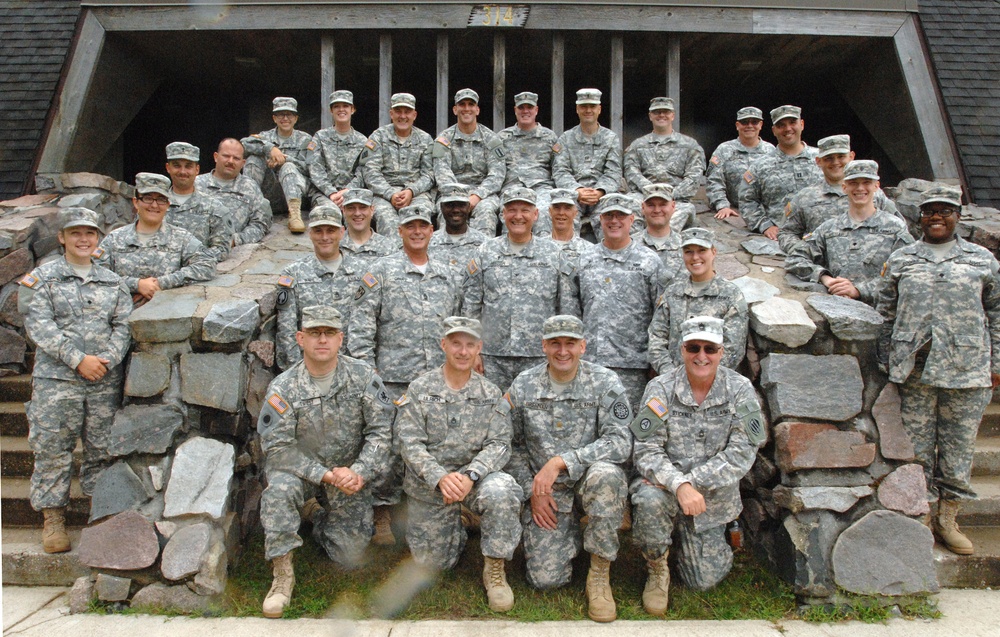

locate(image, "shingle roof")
(920, 0), (1000, 207)
(0, 1), (80, 201)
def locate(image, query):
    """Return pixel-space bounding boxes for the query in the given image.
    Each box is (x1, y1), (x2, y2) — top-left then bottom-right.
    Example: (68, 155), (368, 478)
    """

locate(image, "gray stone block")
(784, 272), (827, 292)
(180, 352), (246, 413)
(108, 404), (185, 456)
(832, 510), (938, 595)
(161, 522), (212, 581)
(731, 276), (779, 305)
(163, 437), (235, 520)
(781, 510), (850, 597)
(89, 461), (150, 522)
(741, 237), (784, 256)
(190, 529), (228, 596)
(714, 253), (750, 280)
(760, 354), (864, 422)
(69, 575), (95, 614)
(750, 297), (816, 347)
(125, 352), (171, 397)
(878, 464), (930, 516)
(201, 299), (258, 343)
(129, 292), (201, 342)
(872, 383), (916, 461)
(78, 511), (160, 570)
(806, 294), (884, 341)
(95, 573), (132, 602)
(0, 326), (27, 365)
(773, 485), (872, 513)
(203, 273), (242, 288)
(130, 583), (215, 614)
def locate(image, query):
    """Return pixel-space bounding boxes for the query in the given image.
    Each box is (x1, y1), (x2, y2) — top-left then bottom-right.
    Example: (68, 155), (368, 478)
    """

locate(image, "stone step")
(982, 403), (1000, 437)
(0, 374), (31, 403)
(1, 476), (90, 528)
(974, 435), (1000, 477)
(934, 526), (1000, 588)
(1, 435), (82, 478)
(0, 402), (28, 436)
(1, 526), (89, 586)
(961, 475), (1000, 526)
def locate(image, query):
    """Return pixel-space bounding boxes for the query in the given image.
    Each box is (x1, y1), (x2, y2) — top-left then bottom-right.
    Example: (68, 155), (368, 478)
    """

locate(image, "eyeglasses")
(139, 195), (170, 207)
(683, 343), (721, 355)
(303, 329), (339, 339)
(920, 208), (958, 218)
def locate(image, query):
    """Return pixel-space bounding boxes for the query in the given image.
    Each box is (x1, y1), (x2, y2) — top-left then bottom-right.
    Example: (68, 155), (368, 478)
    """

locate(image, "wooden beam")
(752, 9), (904, 36)
(551, 33), (564, 135)
(667, 35), (681, 125)
(493, 33), (505, 132)
(379, 33), (392, 128)
(610, 35), (624, 141)
(436, 34), (449, 135)
(320, 34), (335, 129)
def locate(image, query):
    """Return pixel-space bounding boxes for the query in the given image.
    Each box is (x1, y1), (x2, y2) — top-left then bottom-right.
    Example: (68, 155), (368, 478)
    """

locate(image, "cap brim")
(399, 215), (432, 225)
(643, 194), (673, 202)
(681, 239), (713, 249)
(921, 197), (962, 207)
(772, 115), (796, 123)
(648, 106), (674, 112)
(167, 154), (199, 162)
(544, 331), (585, 340)
(390, 102), (413, 109)
(817, 148), (850, 158)
(440, 196), (469, 204)
(137, 187), (171, 198)
(301, 320), (341, 330)
(577, 100), (601, 105)
(844, 173), (879, 181)
(600, 206), (633, 215)
(63, 221), (102, 231)
(503, 198), (536, 206)
(550, 197), (577, 205)
(308, 220), (342, 228)
(444, 327), (482, 339)
(682, 332), (723, 345)
(342, 198), (371, 206)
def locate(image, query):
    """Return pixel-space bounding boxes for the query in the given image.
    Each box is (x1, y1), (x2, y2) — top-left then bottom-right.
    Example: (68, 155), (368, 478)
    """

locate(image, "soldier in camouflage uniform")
(786, 160), (912, 306)
(396, 317), (522, 612)
(632, 316), (765, 612)
(574, 193), (666, 410)
(738, 105), (822, 240)
(635, 183), (684, 283)
(623, 97), (704, 232)
(358, 92), (436, 236)
(547, 188), (592, 268)
(648, 228), (748, 373)
(552, 89), (622, 243)
(505, 314), (632, 622)
(242, 97), (314, 233)
(433, 88), (506, 236)
(309, 90), (366, 209)
(196, 138), (273, 246)
(337, 188), (397, 263)
(429, 183), (489, 282)
(498, 91), (560, 235)
(257, 305), (393, 618)
(163, 141), (232, 263)
(19, 207), (132, 554)
(97, 173), (215, 306)
(275, 203), (364, 370)
(877, 184), (1000, 555)
(706, 107), (774, 220)
(462, 188), (578, 390)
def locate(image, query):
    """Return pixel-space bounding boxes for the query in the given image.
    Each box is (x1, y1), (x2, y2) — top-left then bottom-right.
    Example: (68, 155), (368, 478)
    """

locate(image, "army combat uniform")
(624, 131), (704, 231)
(96, 222), (216, 294)
(308, 126), (366, 206)
(195, 171), (273, 246)
(498, 123), (560, 235)
(779, 181), (902, 255)
(433, 124), (506, 236)
(552, 126), (622, 241)
(338, 231), (397, 265)
(705, 138), (774, 215)
(359, 123), (436, 236)
(242, 128), (314, 208)
(166, 189), (232, 263)
(636, 229), (685, 287)
(429, 227), (489, 284)
(738, 146), (822, 235)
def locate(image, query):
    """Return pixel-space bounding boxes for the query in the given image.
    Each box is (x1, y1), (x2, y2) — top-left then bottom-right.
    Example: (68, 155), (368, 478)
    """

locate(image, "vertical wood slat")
(379, 33), (392, 128)
(437, 34), (449, 135)
(320, 34), (335, 129)
(493, 33), (506, 132)
(551, 33), (564, 135)
(667, 35), (681, 124)
(610, 35), (624, 141)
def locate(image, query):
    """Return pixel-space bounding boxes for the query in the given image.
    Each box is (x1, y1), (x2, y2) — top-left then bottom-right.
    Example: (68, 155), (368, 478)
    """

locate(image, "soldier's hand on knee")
(531, 494), (559, 530)
(76, 355), (109, 382)
(331, 190), (347, 207)
(268, 147), (286, 168)
(438, 472), (473, 504)
(328, 466), (364, 495)
(676, 482), (706, 517)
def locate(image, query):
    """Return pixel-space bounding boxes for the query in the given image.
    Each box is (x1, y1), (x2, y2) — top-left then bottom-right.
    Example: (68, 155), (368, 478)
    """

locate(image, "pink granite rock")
(78, 510), (159, 570)
(878, 464), (930, 516)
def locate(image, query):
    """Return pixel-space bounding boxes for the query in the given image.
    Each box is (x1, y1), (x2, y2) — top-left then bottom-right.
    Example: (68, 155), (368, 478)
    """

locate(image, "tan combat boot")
(585, 554), (616, 622)
(301, 498), (323, 522)
(262, 552), (295, 618)
(41, 507), (70, 553)
(482, 556), (514, 612)
(935, 499), (974, 555)
(642, 551), (670, 615)
(287, 198), (305, 234)
(372, 505), (396, 545)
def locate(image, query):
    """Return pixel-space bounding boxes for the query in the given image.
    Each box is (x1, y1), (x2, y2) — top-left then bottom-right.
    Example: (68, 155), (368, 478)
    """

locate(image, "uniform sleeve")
(983, 256), (1000, 377)
(686, 381), (760, 491)
(502, 388), (534, 499)
(308, 137), (337, 197)
(205, 200), (234, 263)
(474, 133), (506, 199)
(275, 276), (301, 371)
(673, 143), (706, 201)
(622, 142), (649, 193)
(241, 133), (273, 158)
(284, 133), (313, 172)
(558, 256), (581, 318)
(632, 381), (689, 494)
(647, 295), (672, 373)
(23, 280), (87, 372)
(721, 290), (749, 370)
(433, 136), (459, 188)
(777, 193), (807, 255)
(705, 146), (731, 211)
(466, 395), (513, 477)
(346, 268), (383, 364)
(234, 188), (273, 246)
(875, 254), (901, 370)
(460, 255), (485, 320)
(349, 371), (394, 481)
(258, 387), (329, 485)
(855, 228), (914, 306)
(99, 281), (134, 368)
(410, 142), (436, 196)
(397, 395), (450, 491)
(96, 236), (139, 293)
(738, 168), (770, 233)
(594, 139), (623, 195)
(551, 134), (581, 191)
(157, 236), (217, 289)
(783, 231), (828, 284)
(560, 383), (632, 481)
(361, 136), (397, 200)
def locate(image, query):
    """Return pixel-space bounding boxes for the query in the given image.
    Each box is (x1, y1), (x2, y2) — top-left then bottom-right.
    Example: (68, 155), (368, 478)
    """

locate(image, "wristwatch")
(464, 469), (481, 483)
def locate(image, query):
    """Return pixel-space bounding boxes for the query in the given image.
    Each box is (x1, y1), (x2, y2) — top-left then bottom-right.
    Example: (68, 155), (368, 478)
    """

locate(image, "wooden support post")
(551, 33), (564, 135)
(493, 33), (506, 132)
(379, 33), (392, 128)
(320, 35), (335, 129)
(610, 35), (624, 141)
(437, 34), (449, 135)
(667, 35), (681, 124)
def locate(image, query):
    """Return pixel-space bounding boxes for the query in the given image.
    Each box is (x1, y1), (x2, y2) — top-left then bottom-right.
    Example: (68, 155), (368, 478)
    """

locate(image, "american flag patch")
(785, 202), (793, 217)
(552, 143), (562, 153)
(267, 393), (289, 414)
(646, 397), (668, 418)
(743, 170), (755, 184)
(467, 260), (479, 276)
(307, 142), (316, 151)
(880, 261), (888, 277)
(363, 272), (378, 287)
(278, 274), (294, 287)
(91, 247), (105, 258)
(19, 273), (38, 288)
(710, 155), (720, 165)
(365, 138), (376, 150)
(436, 136), (450, 147)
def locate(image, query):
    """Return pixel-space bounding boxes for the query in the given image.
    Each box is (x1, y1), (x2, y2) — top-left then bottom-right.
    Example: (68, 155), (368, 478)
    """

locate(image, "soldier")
(632, 316), (765, 612)
(877, 184), (1000, 555)
(275, 203), (365, 370)
(462, 188), (577, 390)
(309, 90), (366, 208)
(635, 183), (684, 283)
(574, 193), (666, 409)
(706, 107), (774, 220)
(552, 89), (623, 242)
(163, 141), (232, 263)
(623, 97), (704, 232)
(257, 305), (393, 618)
(647, 228), (748, 374)
(18, 207), (132, 553)
(359, 92), (435, 236)
(433, 88), (506, 236)
(195, 137), (273, 247)
(506, 314), (632, 622)
(498, 91), (560, 235)
(428, 183), (489, 281)
(738, 105), (822, 240)
(97, 173), (215, 306)
(547, 188), (592, 268)
(337, 188), (397, 264)
(396, 316), (522, 611)
(242, 97), (314, 233)
(785, 160), (912, 306)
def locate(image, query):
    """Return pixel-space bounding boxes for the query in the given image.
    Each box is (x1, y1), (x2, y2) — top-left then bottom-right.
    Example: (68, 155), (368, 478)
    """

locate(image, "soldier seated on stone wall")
(308, 90), (367, 209)
(396, 316), (522, 612)
(18, 207), (132, 554)
(195, 137), (273, 247)
(97, 173), (216, 307)
(163, 141), (232, 263)
(706, 107), (774, 221)
(631, 316), (766, 613)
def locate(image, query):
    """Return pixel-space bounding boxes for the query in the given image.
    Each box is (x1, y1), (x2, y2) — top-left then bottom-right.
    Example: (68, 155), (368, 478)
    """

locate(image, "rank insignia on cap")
(363, 272), (378, 288)
(646, 397), (668, 418)
(267, 393), (289, 414)
(467, 260), (479, 276)
(436, 136), (450, 147)
(743, 170), (755, 184)
(19, 273), (38, 288)
(91, 247), (106, 259)
(710, 155), (720, 165)
(278, 274), (294, 287)
(365, 139), (376, 150)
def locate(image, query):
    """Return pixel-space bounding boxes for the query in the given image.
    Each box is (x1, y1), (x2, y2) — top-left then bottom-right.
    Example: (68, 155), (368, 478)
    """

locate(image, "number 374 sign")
(468, 5), (530, 27)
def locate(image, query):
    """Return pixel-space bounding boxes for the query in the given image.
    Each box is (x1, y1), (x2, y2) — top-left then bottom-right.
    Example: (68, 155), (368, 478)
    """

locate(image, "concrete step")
(0, 374), (31, 403)
(1, 526), (89, 586)
(934, 526), (1000, 588)
(961, 475), (1000, 526)
(1, 476), (89, 528)
(0, 402), (28, 436)
(974, 435), (1000, 477)
(0, 436), (82, 478)
(982, 403), (1000, 437)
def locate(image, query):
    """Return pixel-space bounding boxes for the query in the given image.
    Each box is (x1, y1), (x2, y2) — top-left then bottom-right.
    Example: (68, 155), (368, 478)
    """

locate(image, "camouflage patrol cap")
(642, 183), (675, 202)
(681, 315), (724, 345)
(920, 184), (963, 208)
(442, 316), (482, 339)
(770, 105), (801, 124)
(343, 188), (374, 206)
(502, 187), (537, 206)
(300, 305), (342, 330)
(272, 97), (298, 113)
(680, 227), (715, 249)
(134, 172), (172, 198)
(736, 107), (763, 121)
(439, 183), (471, 204)
(596, 193), (638, 216)
(648, 97), (674, 112)
(843, 160), (880, 181)
(398, 203), (434, 225)
(454, 88), (479, 104)
(817, 134), (851, 158)
(514, 91), (538, 107)
(59, 206), (102, 232)
(543, 314), (585, 340)
(308, 203), (343, 228)
(328, 90), (354, 106)
(165, 141), (199, 162)
(391, 92), (416, 109)
(576, 88), (602, 105)
(548, 188), (578, 206)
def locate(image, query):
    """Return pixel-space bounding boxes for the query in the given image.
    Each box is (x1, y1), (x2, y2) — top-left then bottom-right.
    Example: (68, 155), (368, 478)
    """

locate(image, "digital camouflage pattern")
(358, 123), (436, 235)
(433, 124), (506, 235)
(429, 227), (489, 282)
(623, 131), (705, 200)
(705, 138), (775, 213)
(242, 128), (314, 202)
(96, 222), (216, 293)
(308, 126), (366, 199)
(552, 125), (622, 195)
(738, 145), (822, 233)
(338, 231), (397, 265)
(498, 123), (559, 191)
(166, 189), (233, 262)
(552, 235), (595, 271)
(195, 172), (273, 246)
(778, 181), (902, 255)
(636, 229), (685, 284)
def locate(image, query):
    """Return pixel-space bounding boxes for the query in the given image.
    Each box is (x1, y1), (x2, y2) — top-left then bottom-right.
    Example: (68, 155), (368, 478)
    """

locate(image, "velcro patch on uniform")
(368, 376), (392, 406)
(710, 155), (720, 165)
(267, 393), (289, 414)
(785, 202), (793, 217)
(276, 288), (290, 309)
(736, 400), (767, 446)
(420, 394), (446, 403)
(802, 232), (813, 241)
(880, 261), (888, 277)
(91, 247), (106, 259)
(552, 143), (562, 154)
(436, 136), (451, 147)
(394, 393), (410, 406)
(307, 142), (316, 151)
(494, 397), (512, 415)
(503, 392), (514, 410)
(467, 259), (479, 276)
(743, 170), (755, 184)
(610, 398), (632, 423)
(363, 272), (379, 288)
(354, 285), (367, 301)
(365, 138), (377, 150)
(629, 404), (665, 440)
(646, 397), (668, 418)
(18, 273), (38, 288)
(278, 274), (294, 287)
